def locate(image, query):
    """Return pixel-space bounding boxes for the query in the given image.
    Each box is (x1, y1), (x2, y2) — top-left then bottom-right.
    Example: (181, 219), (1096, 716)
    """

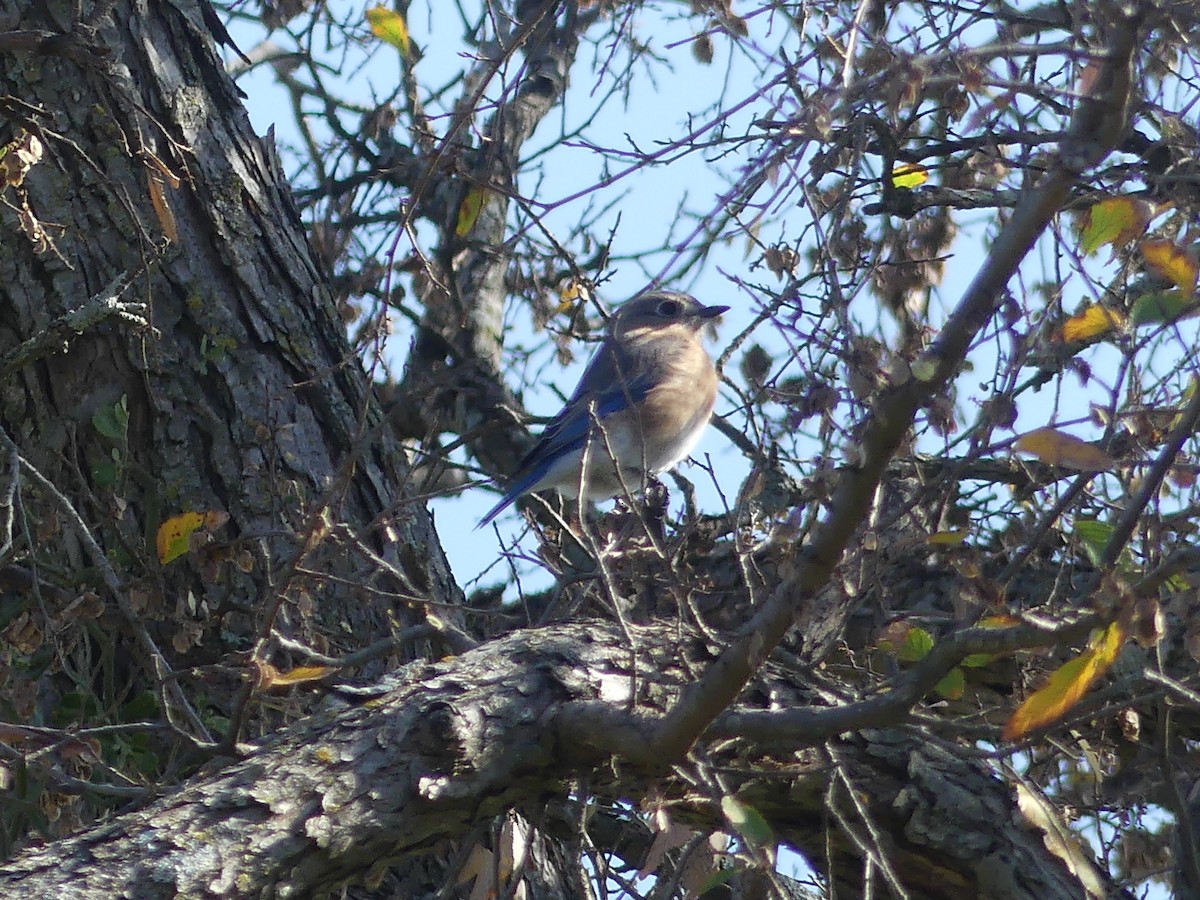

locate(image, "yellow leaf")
(557, 280), (591, 313)
(1003, 622), (1125, 740)
(264, 664), (332, 688)
(1129, 288), (1196, 327)
(454, 186), (491, 237)
(890, 162), (928, 189)
(1077, 196), (1152, 256)
(980, 614), (1021, 628)
(927, 529), (969, 546)
(1014, 427), (1115, 471)
(1058, 304), (1125, 343)
(157, 512), (204, 564)
(1142, 239), (1198, 298)
(366, 6), (411, 57)
(155, 510), (228, 565)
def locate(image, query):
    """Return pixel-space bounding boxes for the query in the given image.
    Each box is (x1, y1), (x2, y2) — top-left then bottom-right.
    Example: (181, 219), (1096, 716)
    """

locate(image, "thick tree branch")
(0, 620), (1131, 899)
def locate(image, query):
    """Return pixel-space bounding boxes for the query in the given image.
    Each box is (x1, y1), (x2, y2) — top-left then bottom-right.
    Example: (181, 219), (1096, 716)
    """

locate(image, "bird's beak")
(700, 304), (731, 319)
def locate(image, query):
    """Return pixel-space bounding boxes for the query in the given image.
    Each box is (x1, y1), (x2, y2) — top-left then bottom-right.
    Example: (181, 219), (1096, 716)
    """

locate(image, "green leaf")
(1073, 519), (1115, 566)
(897, 626), (935, 663)
(695, 867), (737, 895)
(935, 667), (966, 700)
(961, 652), (995, 669)
(122, 691), (159, 721)
(1077, 196), (1151, 256)
(92, 459), (119, 488)
(455, 186), (492, 237)
(721, 796), (774, 849)
(92, 395), (128, 441)
(1129, 289), (1197, 327)
(911, 357), (938, 382)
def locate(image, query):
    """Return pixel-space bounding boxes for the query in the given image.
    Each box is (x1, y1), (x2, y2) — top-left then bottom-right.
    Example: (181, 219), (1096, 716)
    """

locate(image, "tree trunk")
(0, 0), (454, 694)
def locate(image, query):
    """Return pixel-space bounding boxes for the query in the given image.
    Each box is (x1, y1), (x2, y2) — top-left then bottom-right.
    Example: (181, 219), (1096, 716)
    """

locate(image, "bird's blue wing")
(477, 345), (650, 527)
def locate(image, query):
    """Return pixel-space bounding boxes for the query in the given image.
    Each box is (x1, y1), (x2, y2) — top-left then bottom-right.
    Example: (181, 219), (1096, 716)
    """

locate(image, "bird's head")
(609, 290), (730, 339)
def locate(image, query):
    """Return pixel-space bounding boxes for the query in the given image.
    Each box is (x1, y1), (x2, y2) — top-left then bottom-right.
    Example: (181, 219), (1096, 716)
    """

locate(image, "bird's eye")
(656, 298), (683, 317)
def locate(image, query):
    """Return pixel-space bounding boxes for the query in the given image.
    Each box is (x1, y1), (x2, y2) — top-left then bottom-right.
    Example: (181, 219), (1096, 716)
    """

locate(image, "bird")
(478, 290), (729, 528)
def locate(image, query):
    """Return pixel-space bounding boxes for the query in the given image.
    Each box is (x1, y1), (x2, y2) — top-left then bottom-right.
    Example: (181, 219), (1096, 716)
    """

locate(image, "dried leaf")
(142, 149), (181, 189)
(679, 835), (726, 898)
(1131, 597), (1165, 647)
(763, 245), (798, 280)
(1117, 708), (1140, 742)
(0, 131), (44, 188)
(1003, 621), (1125, 741)
(638, 820), (695, 879)
(1014, 427), (1115, 471)
(497, 814), (530, 884)
(2, 611), (43, 654)
(18, 203), (49, 253)
(148, 174), (178, 243)
(1015, 782), (1108, 898)
(980, 614), (1020, 628)
(454, 843), (488, 886)
(261, 664), (332, 688)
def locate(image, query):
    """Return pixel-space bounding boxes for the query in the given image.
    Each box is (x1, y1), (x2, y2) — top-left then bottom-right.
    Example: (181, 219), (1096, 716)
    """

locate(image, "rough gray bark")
(0, 0), (456, 666)
(0, 621), (1127, 899)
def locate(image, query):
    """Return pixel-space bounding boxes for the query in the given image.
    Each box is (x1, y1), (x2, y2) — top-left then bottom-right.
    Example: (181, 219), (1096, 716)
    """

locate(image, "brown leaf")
(148, 174), (178, 243)
(0, 131), (44, 188)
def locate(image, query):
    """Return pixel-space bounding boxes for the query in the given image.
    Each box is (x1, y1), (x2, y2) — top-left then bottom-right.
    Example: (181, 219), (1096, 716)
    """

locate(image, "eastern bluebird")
(479, 290), (729, 528)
